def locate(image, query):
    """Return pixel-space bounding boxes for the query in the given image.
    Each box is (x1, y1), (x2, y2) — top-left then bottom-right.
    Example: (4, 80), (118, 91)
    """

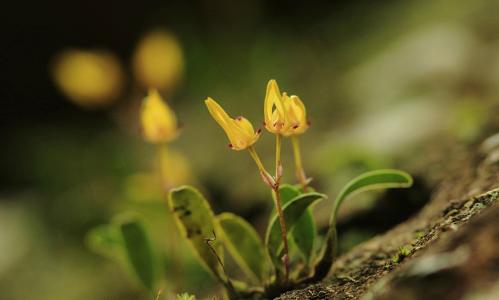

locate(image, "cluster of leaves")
(168, 170), (412, 298)
(87, 170), (412, 299)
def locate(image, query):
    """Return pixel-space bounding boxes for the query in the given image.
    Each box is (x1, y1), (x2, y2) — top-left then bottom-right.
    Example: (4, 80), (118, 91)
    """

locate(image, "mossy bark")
(276, 121), (499, 300)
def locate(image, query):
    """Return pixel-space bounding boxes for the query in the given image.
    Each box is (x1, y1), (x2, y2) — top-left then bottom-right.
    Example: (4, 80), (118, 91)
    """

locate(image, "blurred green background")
(1, 0), (499, 299)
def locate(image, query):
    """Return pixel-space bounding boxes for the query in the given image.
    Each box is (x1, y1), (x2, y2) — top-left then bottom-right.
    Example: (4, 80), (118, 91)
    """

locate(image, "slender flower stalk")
(157, 143), (169, 191)
(247, 144), (288, 283)
(248, 146), (275, 188)
(291, 136), (308, 189)
(271, 187), (289, 281)
(273, 133), (290, 281)
(275, 134), (283, 184)
(248, 146), (266, 172)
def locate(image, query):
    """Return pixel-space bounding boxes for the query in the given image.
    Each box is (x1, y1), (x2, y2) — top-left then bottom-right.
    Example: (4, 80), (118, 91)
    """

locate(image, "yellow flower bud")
(140, 89), (179, 143)
(282, 94), (309, 136)
(205, 97), (261, 150)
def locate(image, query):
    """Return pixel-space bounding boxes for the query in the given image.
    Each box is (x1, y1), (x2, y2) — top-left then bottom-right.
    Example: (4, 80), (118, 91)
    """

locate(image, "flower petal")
(234, 116), (255, 137)
(291, 95), (306, 119)
(205, 97), (236, 137)
(264, 79), (282, 127)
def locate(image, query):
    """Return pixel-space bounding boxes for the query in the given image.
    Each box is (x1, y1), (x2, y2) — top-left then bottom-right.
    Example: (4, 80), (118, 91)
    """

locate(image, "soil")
(276, 125), (499, 299)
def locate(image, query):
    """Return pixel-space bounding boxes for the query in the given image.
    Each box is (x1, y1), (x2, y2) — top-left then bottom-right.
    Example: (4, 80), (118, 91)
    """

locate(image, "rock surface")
(276, 128), (499, 300)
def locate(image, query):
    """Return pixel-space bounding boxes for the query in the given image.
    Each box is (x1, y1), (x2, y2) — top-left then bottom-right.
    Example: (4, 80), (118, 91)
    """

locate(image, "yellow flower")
(140, 89), (179, 143)
(264, 79), (288, 134)
(281, 93), (309, 136)
(52, 49), (124, 108)
(133, 30), (184, 90)
(264, 79), (309, 136)
(205, 97), (261, 150)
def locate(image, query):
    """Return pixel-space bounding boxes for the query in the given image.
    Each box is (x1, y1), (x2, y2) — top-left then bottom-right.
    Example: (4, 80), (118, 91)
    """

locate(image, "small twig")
(204, 230), (226, 272)
(204, 231), (239, 299)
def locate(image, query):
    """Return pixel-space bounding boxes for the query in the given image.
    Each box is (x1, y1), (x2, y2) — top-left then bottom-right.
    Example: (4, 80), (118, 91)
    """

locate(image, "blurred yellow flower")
(205, 97), (261, 150)
(264, 79), (288, 134)
(141, 89), (179, 143)
(133, 30), (184, 90)
(282, 94), (309, 136)
(52, 49), (124, 108)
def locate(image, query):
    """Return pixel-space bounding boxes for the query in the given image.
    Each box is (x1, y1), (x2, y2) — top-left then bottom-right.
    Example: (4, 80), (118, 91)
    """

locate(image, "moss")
(176, 293), (196, 300)
(391, 245), (412, 264)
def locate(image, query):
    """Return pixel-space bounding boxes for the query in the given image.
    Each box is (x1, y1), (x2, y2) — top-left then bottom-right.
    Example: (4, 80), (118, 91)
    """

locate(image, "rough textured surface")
(276, 131), (499, 300)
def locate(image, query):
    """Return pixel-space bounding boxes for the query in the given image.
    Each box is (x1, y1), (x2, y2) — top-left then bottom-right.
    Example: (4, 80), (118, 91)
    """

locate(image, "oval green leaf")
(216, 213), (270, 284)
(265, 192), (325, 276)
(291, 209), (316, 263)
(278, 184), (301, 206)
(118, 217), (157, 291)
(86, 224), (123, 260)
(330, 169), (413, 226)
(168, 186), (224, 282)
(275, 184), (317, 263)
(312, 169), (413, 282)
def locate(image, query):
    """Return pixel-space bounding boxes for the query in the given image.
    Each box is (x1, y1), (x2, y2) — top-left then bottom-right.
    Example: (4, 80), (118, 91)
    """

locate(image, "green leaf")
(265, 192), (325, 276)
(86, 224), (123, 260)
(118, 217), (157, 291)
(168, 186), (224, 281)
(276, 184), (316, 263)
(216, 213), (270, 284)
(312, 169), (413, 282)
(291, 209), (316, 263)
(278, 184), (301, 206)
(330, 169), (413, 226)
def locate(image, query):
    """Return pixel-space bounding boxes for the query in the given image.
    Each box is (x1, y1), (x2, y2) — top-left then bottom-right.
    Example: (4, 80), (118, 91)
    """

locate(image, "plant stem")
(274, 134), (289, 282)
(248, 146), (275, 188)
(291, 136), (308, 189)
(248, 140), (289, 282)
(275, 134), (282, 184)
(156, 143), (181, 282)
(248, 146), (266, 173)
(272, 186), (289, 282)
(155, 289), (163, 300)
(156, 143), (169, 191)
